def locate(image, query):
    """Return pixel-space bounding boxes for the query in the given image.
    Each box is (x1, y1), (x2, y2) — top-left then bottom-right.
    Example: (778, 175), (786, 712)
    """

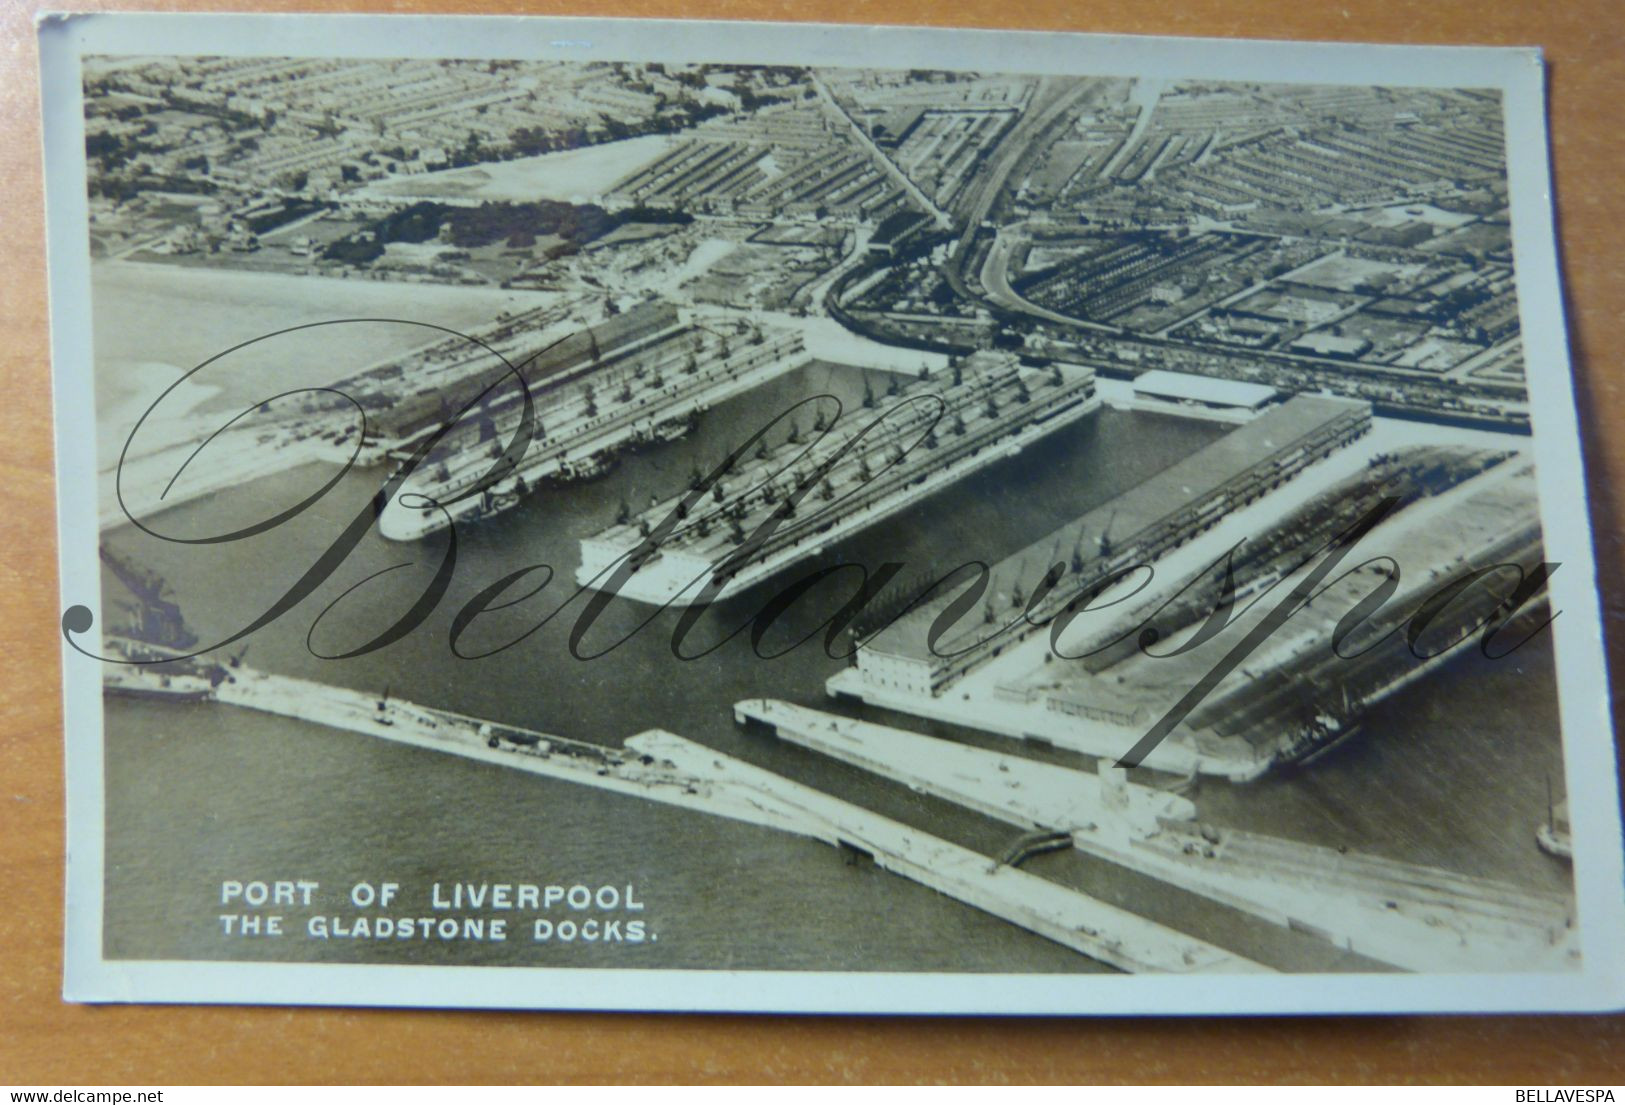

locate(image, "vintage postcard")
(41, 12), (1625, 1012)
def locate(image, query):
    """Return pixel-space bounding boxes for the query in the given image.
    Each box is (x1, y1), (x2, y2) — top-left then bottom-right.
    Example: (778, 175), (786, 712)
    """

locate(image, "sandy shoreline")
(92, 258), (558, 418)
(356, 134), (677, 206)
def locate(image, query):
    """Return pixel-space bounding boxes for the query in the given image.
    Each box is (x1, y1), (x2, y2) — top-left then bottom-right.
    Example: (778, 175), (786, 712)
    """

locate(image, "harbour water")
(92, 272), (1573, 973)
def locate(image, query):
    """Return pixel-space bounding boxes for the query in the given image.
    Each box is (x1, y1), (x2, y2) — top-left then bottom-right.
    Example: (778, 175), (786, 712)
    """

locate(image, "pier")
(577, 352), (1101, 605)
(215, 668), (811, 836)
(380, 317), (814, 540)
(739, 699), (1578, 973)
(186, 666), (1262, 972)
(824, 665), (1259, 779)
(735, 697), (1197, 833)
(630, 727), (1266, 974)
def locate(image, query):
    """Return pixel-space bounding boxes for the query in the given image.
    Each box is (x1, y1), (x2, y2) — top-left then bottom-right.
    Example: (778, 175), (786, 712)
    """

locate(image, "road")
(791, 223), (872, 314)
(977, 223), (1126, 333)
(936, 78), (1105, 314)
(948, 77), (1102, 268)
(810, 74), (950, 229)
(1096, 77), (1165, 180)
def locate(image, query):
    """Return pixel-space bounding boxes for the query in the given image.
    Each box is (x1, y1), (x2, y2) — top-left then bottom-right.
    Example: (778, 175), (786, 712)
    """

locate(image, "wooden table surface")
(2, 0), (1622, 1084)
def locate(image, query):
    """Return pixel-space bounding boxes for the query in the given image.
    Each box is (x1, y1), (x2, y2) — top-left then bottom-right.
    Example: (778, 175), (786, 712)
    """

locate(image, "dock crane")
(584, 317), (602, 375)
(99, 545), (197, 650)
(1097, 508), (1119, 559)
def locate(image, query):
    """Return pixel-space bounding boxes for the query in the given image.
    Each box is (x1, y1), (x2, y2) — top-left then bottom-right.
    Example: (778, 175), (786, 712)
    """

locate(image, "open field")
(357, 135), (679, 205)
(90, 260), (557, 461)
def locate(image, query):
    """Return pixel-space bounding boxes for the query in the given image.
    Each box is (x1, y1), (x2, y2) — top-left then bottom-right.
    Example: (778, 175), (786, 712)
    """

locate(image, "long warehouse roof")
(1132, 368), (1277, 409)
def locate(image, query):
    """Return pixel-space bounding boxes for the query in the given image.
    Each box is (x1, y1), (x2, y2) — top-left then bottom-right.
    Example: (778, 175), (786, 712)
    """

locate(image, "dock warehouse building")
(853, 394), (1373, 696)
(1129, 369), (1278, 421)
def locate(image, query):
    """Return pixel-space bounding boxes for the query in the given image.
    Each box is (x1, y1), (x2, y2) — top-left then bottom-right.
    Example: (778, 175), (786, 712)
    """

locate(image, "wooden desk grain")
(2, 0), (1622, 1084)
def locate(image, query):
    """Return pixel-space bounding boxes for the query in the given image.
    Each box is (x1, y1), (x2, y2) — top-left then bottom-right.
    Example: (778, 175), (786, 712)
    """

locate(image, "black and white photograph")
(40, 13), (1624, 1013)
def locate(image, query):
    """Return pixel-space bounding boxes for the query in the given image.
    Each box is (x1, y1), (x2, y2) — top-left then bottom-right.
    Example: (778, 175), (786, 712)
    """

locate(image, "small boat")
(1275, 685), (1363, 769)
(556, 450), (621, 483)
